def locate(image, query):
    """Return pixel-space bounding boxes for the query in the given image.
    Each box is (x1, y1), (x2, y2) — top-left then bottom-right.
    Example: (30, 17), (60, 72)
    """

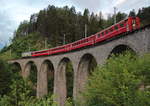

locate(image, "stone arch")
(54, 57), (74, 106)
(24, 61), (38, 96)
(109, 44), (136, 57)
(11, 62), (22, 75)
(75, 53), (97, 99)
(37, 59), (54, 98)
(24, 61), (36, 78)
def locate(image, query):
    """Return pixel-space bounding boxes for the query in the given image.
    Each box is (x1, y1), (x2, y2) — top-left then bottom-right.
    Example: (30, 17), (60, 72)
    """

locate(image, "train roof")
(95, 17), (129, 35)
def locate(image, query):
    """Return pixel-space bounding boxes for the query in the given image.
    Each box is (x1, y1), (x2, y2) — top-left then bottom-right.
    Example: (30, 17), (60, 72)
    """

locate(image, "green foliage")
(137, 6), (150, 26)
(48, 74), (54, 96)
(24, 95), (58, 106)
(14, 20), (30, 39)
(129, 9), (136, 17)
(0, 59), (57, 106)
(11, 32), (47, 58)
(0, 32), (49, 60)
(28, 63), (37, 96)
(0, 5), (149, 106)
(81, 52), (150, 106)
(29, 64), (37, 84)
(0, 5), (131, 60)
(66, 62), (74, 98)
(65, 98), (74, 106)
(9, 79), (33, 106)
(0, 59), (12, 96)
(1, 6), (149, 61)
(0, 77), (57, 106)
(116, 12), (127, 22)
(0, 95), (12, 106)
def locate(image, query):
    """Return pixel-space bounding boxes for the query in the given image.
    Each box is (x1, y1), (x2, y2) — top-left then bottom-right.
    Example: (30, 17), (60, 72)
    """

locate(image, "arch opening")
(58, 58), (74, 98)
(78, 53), (97, 76)
(109, 44), (136, 58)
(11, 62), (21, 75)
(66, 60), (74, 98)
(46, 60), (54, 95)
(76, 53), (97, 98)
(40, 60), (54, 97)
(55, 57), (74, 106)
(25, 61), (37, 96)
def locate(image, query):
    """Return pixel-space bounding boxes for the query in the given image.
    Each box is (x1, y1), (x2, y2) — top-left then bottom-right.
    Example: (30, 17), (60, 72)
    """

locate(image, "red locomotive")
(22, 17), (140, 57)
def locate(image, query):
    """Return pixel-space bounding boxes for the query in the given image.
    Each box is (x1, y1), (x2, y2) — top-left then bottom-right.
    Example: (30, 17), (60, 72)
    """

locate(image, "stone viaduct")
(9, 27), (150, 106)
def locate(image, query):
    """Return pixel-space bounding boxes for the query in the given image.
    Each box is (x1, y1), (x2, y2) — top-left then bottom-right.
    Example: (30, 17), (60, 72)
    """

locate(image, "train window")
(132, 20), (136, 27)
(109, 28), (113, 32)
(109, 29), (111, 32)
(120, 23), (124, 27)
(115, 25), (118, 30)
(102, 32), (104, 36)
(106, 30), (108, 34)
(73, 43), (77, 46)
(98, 34), (101, 37)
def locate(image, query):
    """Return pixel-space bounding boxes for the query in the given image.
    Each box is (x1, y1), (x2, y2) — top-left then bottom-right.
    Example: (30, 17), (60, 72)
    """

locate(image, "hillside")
(0, 5), (150, 106)
(0, 5), (150, 60)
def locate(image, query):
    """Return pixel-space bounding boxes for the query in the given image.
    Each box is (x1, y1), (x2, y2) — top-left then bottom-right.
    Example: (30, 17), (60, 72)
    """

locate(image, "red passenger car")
(32, 49), (49, 57)
(22, 17), (140, 58)
(71, 35), (95, 50)
(95, 17), (140, 43)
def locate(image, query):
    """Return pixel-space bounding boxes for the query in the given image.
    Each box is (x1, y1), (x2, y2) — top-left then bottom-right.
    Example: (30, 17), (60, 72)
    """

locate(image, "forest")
(0, 5), (150, 60)
(0, 5), (150, 106)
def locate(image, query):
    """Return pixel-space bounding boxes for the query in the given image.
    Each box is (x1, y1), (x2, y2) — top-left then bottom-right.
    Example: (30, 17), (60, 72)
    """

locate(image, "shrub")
(0, 77), (57, 106)
(0, 59), (12, 96)
(82, 53), (150, 106)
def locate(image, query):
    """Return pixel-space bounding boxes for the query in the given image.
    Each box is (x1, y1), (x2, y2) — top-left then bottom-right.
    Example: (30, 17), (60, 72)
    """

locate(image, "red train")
(22, 17), (140, 57)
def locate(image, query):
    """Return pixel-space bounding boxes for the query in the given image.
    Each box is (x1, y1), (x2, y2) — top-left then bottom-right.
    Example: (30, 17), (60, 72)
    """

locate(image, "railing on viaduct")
(9, 26), (150, 106)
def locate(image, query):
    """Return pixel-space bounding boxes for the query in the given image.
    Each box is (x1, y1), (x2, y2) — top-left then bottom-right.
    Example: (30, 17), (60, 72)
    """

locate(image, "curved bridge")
(9, 26), (150, 106)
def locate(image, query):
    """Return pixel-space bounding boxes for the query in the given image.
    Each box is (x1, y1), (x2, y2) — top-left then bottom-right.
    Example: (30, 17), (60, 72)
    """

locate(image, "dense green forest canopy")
(0, 5), (150, 60)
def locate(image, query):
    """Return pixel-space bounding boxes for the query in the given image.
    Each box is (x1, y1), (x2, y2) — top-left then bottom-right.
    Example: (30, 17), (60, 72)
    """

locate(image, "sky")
(0, 0), (149, 49)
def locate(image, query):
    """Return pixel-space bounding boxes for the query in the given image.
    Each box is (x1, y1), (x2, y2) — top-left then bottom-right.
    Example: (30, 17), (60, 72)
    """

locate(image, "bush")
(0, 78), (57, 106)
(0, 59), (12, 96)
(0, 59), (57, 106)
(82, 53), (150, 106)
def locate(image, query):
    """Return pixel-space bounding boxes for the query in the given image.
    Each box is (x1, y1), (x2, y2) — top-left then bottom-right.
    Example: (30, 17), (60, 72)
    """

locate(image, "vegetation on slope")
(0, 5), (150, 106)
(0, 59), (57, 106)
(0, 5), (128, 60)
(1, 6), (150, 60)
(0, 52), (150, 106)
(81, 52), (150, 106)
(0, 59), (12, 96)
